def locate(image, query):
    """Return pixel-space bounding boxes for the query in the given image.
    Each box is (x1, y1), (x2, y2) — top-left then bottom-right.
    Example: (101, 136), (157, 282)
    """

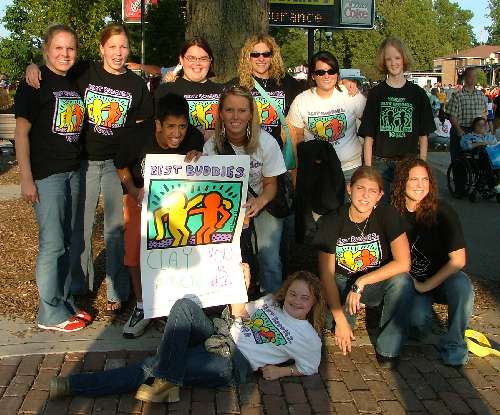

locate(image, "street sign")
(269, 0), (375, 29)
(122, 0), (159, 23)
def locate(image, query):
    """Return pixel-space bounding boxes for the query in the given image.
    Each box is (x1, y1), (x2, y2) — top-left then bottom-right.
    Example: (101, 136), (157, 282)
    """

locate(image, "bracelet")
(289, 366), (295, 376)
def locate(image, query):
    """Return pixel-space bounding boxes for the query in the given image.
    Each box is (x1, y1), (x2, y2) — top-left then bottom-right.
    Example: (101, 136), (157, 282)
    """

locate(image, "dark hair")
(350, 166), (384, 191)
(178, 37), (215, 78)
(43, 24), (78, 50)
(100, 23), (129, 47)
(391, 158), (438, 226)
(156, 93), (189, 122)
(463, 67), (477, 77)
(307, 51), (341, 91)
(471, 116), (486, 130)
(438, 107), (446, 124)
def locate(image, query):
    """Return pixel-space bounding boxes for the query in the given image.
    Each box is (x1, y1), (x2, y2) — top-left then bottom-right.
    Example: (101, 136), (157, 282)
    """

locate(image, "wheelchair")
(447, 148), (500, 203)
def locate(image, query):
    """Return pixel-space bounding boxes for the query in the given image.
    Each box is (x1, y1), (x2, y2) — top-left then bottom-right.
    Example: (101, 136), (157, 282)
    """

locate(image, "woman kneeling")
(391, 158), (474, 367)
(49, 269), (325, 402)
(316, 166), (413, 368)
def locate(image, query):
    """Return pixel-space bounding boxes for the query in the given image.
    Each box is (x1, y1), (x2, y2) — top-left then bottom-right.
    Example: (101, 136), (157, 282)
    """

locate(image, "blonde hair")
(238, 35), (286, 90)
(375, 36), (414, 74)
(273, 271), (326, 336)
(42, 24), (78, 62)
(213, 85), (261, 155)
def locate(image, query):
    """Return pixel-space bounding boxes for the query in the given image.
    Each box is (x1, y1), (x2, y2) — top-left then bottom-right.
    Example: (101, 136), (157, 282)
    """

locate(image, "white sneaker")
(494, 184), (500, 194)
(123, 306), (151, 338)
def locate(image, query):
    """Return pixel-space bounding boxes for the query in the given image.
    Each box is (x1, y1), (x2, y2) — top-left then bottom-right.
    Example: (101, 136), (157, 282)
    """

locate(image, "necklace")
(349, 209), (370, 237)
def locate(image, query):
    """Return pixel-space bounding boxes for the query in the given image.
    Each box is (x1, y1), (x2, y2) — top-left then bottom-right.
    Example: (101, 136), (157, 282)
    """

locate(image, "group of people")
(15, 22), (477, 403)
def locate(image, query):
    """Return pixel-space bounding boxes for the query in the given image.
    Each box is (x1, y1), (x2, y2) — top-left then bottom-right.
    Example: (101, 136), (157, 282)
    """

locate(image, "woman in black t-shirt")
(358, 37), (434, 200)
(391, 158), (473, 367)
(15, 25), (92, 333)
(155, 37), (223, 140)
(25, 23), (154, 315)
(315, 166), (413, 367)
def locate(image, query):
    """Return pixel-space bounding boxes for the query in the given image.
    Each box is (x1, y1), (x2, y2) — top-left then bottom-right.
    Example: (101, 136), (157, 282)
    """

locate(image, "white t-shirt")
(203, 130), (286, 195)
(433, 117), (451, 138)
(230, 295), (322, 376)
(287, 86), (366, 171)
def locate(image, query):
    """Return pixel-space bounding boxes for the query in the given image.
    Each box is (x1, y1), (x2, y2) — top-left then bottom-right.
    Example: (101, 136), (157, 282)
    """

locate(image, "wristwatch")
(351, 283), (363, 295)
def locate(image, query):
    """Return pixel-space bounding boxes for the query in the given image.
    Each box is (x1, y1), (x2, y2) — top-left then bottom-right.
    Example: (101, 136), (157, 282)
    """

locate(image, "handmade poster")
(141, 154), (250, 318)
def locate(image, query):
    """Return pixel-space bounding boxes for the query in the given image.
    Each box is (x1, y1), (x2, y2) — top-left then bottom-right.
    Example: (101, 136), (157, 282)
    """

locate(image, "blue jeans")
(71, 159), (129, 302)
(253, 209), (284, 294)
(34, 171), (79, 325)
(409, 271), (474, 366)
(68, 299), (242, 396)
(336, 273), (414, 358)
(372, 157), (397, 203)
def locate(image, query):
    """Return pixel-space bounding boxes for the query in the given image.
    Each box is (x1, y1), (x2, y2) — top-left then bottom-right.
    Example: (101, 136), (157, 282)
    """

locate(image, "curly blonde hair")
(273, 271), (326, 336)
(213, 85), (261, 155)
(238, 34), (286, 90)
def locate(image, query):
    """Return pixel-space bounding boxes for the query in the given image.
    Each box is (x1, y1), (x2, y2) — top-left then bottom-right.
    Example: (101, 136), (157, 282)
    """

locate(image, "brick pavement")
(0, 341), (499, 414)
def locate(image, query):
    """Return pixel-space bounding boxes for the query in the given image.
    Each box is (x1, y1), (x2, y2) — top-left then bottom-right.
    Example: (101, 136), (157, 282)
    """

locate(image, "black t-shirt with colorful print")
(403, 202), (465, 282)
(314, 204), (406, 280)
(15, 65), (84, 180)
(358, 81), (435, 158)
(77, 62), (154, 160)
(154, 77), (223, 134)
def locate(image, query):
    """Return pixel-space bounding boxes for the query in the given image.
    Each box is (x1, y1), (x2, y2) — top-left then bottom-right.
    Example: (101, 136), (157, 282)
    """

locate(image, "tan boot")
(135, 378), (180, 403)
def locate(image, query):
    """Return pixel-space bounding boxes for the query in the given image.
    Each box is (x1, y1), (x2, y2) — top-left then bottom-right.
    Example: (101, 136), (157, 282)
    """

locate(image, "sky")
(0, 0), (493, 42)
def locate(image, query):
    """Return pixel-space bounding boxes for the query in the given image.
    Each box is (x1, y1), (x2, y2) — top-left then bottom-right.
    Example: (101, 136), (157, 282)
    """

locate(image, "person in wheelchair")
(460, 117), (500, 194)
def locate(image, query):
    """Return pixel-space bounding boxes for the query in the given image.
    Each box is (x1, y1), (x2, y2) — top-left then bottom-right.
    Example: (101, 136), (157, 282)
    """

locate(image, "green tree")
(487, 0), (500, 44)
(433, 0), (474, 54)
(145, 0), (186, 67)
(0, 0), (121, 80)
(270, 27), (307, 69)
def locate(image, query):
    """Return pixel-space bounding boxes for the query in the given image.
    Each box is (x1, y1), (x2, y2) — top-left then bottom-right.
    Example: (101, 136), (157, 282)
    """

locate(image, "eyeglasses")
(250, 51), (272, 58)
(313, 69), (338, 76)
(184, 55), (211, 63)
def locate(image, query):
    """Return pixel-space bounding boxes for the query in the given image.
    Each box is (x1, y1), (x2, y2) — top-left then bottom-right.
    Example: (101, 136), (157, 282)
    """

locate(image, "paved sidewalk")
(0, 339), (499, 415)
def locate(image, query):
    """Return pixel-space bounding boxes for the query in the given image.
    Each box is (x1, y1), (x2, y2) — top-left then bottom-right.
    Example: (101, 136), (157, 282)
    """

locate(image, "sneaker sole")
(123, 321), (151, 339)
(135, 385), (180, 403)
(37, 323), (86, 333)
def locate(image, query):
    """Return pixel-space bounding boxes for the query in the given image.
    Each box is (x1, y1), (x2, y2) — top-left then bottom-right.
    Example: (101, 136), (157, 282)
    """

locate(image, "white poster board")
(141, 154), (250, 318)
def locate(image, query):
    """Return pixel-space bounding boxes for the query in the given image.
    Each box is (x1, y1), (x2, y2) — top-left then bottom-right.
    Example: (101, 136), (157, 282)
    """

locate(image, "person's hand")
(261, 365), (284, 381)
(240, 263), (251, 290)
(21, 178), (39, 203)
(26, 64), (41, 89)
(129, 186), (144, 206)
(243, 196), (265, 218)
(334, 318), (355, 355)
(162, 70), (179, 83)
(346, 291), (362, 315)
(184, 150), (203, 162)
(412, 277), (432, 294)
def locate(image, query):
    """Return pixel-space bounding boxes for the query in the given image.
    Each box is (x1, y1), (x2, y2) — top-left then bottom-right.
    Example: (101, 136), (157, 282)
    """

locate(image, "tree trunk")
(186, 0), (269, 82)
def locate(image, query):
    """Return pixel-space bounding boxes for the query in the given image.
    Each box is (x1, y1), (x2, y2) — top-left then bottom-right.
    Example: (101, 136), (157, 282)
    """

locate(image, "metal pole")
(307, 28), (314, 64)
(141, 0), (145, 70)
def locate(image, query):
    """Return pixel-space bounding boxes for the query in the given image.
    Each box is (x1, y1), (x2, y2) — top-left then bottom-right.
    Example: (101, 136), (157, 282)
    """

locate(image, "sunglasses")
(250, 51), (272, 58)
(313, 69), (338, 76)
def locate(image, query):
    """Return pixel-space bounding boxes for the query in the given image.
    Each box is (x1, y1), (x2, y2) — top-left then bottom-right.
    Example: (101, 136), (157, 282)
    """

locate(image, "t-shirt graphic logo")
(254, 93), (285, 128)
(308, 113), (347, 143)
(336, 234), (381, 274)
(85, 84), (132, 136)
(410, 244), (431, 280)
(380, 98), (413, 138)
(52, 91), (84, 142)
(187, 95), (219, 130)
(244, 309), (288, 346)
